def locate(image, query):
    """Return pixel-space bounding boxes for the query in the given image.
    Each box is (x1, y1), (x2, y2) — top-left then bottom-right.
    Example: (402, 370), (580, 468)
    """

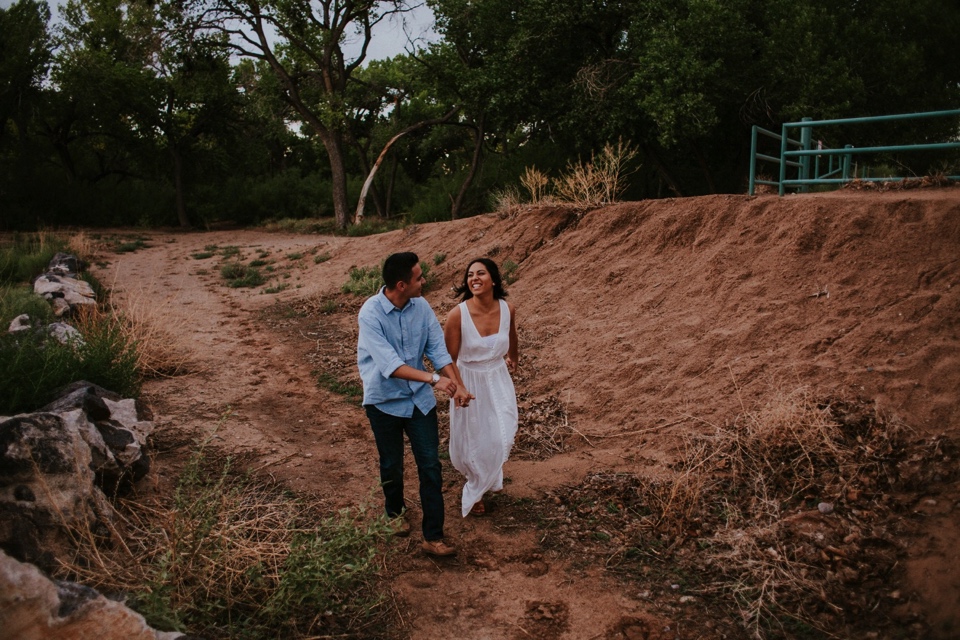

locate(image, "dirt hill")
(99, 188), (960, 639)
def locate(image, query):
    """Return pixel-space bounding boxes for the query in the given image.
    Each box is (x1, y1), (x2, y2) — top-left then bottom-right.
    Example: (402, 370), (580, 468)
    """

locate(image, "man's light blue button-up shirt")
(357, 288), (453, 417)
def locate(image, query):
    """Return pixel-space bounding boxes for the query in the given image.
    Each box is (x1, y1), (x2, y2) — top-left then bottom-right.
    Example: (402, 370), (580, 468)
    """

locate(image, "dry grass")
(520, 167), (551, 204)
(522, 387), (954, 638)
(492, 185), (525, 214)
(514, 395), (575, 460)
(54, 442), (396, 638)
(101, 278), (198, 377)
(553, 139), (638, 207)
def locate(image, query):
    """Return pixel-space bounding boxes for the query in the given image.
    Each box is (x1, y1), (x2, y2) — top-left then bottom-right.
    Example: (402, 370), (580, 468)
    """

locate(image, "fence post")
(778, 123), (789, 196)
(842, 144), (853, 181)
(799, 117), (812, 193)
(749, 126), (758, 195)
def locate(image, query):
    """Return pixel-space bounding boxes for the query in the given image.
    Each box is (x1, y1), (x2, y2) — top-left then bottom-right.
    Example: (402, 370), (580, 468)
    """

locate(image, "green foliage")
(501, 259), (518, 285)
(315, 372), (363, 404)
(341, 265), (382, 297)
(313, 252), (331, 264)
(433, 253), (446, 265)
(131, 446), (392, 638)
(220, 262), (265, 288)
(0, 233), (68, 285)
(0, 284), (54, 328)
(0, 312), (139, 415)
(420, 261), (436, 292)
(340, 217), (407, 237)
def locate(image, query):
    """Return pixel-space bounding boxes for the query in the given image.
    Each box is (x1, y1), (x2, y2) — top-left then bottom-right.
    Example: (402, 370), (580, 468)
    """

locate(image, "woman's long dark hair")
(453, 257), (508, 301)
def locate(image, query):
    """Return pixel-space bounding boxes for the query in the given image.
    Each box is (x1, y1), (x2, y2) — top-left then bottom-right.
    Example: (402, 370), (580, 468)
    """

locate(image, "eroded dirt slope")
(97, 188), (960, 639)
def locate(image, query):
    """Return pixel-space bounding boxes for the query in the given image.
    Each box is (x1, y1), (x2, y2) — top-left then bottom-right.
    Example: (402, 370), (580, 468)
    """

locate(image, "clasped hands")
(435, 376), (474, 408)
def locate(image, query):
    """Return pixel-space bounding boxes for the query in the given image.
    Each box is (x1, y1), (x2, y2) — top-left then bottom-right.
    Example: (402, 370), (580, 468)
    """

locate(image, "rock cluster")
(32, 252), (96, 318)
(0, 549), (184, 640)
(0, 382), (154, 572)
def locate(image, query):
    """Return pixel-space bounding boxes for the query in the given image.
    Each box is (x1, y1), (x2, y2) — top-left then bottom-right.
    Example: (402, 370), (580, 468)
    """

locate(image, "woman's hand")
(505, 356), (517, 373)
(453, 386), (475, 408)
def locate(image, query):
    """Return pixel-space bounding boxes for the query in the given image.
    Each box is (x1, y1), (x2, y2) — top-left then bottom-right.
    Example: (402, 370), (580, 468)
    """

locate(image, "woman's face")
(466, 261), (494, 297)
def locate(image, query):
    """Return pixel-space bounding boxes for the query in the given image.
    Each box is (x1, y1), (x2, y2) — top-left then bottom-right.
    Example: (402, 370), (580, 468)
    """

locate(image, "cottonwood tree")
(193, 0), (425, 229)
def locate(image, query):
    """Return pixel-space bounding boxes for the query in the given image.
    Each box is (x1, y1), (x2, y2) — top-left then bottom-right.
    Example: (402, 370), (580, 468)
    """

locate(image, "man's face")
(404, 263), (425, 298)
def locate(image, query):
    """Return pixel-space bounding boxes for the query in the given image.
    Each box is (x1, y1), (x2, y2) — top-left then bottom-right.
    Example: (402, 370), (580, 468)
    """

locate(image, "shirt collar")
(375, 287), (408, 313)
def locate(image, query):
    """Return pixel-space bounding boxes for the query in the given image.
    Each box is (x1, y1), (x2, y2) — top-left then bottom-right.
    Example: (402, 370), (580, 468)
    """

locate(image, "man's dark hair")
(383, 252), (419, 290)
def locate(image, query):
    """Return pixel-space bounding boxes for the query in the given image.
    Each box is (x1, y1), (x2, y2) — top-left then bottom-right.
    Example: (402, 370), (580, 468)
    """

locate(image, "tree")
(0, 0), (53, 229)
(50, 0), (244, 227)
(194, 0), (418, 229)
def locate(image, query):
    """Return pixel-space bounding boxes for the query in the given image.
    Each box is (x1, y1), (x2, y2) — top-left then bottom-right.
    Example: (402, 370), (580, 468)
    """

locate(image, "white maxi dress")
(449, 299), (519, 517)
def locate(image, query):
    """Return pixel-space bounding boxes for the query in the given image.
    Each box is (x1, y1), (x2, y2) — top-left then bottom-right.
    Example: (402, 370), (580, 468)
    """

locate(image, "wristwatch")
(429, 373), (440, 386)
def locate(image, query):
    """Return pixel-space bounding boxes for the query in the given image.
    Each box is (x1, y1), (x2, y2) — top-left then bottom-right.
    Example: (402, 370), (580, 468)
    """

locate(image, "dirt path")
(95, 189), (960, 639)
(97, 228), (658, 640)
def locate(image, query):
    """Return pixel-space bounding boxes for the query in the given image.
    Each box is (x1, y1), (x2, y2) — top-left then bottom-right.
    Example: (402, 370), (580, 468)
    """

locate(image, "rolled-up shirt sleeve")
(424, 313), (453, 372)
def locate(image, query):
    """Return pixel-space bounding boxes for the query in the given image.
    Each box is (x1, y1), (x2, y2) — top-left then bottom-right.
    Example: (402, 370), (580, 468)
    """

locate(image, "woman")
(444, 258), (519, 517)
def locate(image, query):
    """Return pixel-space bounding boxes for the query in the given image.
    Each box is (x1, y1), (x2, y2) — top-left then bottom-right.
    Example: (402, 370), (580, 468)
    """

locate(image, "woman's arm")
(506, 301), (519, 373)
(444, 305), (462, 362)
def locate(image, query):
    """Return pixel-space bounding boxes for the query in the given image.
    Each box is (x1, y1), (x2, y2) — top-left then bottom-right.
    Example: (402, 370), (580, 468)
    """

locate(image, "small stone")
(818, 502), (834, 514)
(679, 595), (695, 604)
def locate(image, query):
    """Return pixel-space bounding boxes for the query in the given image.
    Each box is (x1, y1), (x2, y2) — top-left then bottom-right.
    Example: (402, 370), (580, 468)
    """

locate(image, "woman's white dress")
(449, 299), (518, 517)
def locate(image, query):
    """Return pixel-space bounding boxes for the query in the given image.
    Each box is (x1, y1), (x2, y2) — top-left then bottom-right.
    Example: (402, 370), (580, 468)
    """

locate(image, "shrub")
(501, 260), (519, 285)
(0, 232), (69, 286)
(220, 262), (265, 288)
(58, 445), (395, 638)
(0, 284), (54, 328)
(0, 310), (139, 414)
(553, 139), (638, 206)
(341, 265), (382, 297)
(520, 166), (551, 203)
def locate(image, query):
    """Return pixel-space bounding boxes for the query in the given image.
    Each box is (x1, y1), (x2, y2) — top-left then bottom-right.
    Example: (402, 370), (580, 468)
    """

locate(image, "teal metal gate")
(749, 109), (960, 195)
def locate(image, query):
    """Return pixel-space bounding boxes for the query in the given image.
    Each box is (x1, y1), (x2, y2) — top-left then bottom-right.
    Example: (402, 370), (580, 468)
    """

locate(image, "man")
(357, 252), (473, 556)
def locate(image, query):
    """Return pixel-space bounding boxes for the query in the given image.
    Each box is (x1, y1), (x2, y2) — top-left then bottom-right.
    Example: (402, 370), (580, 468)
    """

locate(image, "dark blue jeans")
(365, 405), (445, 541)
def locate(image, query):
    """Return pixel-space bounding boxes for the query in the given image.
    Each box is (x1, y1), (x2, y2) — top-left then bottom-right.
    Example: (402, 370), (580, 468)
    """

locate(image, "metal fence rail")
(748, 109), (960, 195)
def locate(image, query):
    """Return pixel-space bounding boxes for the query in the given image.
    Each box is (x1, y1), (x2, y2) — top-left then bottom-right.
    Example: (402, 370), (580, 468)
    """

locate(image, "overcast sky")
(0, 0), (438, 62)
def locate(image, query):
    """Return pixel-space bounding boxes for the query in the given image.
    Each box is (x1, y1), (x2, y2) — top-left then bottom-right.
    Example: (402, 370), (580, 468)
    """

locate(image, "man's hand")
(453, 386), (475, 408)
(434, 376), (458, 396)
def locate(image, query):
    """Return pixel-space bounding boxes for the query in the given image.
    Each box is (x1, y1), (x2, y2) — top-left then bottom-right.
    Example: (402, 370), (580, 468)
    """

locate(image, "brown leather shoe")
(421, 539), (456, 557)
(390, 515), (411, 538)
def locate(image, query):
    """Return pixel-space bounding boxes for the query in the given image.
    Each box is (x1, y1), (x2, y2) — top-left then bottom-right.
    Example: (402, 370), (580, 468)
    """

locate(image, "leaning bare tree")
(193, 0), (418, 229)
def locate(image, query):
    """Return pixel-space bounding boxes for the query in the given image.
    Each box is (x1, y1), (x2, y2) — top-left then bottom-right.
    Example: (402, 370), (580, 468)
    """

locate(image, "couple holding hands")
(356, 252), (519, 557)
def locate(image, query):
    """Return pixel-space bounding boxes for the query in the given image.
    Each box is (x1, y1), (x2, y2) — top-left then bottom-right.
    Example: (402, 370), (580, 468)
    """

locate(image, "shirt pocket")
(402, 319), (426, 362)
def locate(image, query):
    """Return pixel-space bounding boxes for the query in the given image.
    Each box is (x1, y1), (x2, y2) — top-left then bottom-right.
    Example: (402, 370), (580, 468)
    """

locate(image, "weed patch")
(56, 445), (397, 638)
(341, 265), (382, 297)
(517, 389), (955, 638)
(221, 262), (265, 288)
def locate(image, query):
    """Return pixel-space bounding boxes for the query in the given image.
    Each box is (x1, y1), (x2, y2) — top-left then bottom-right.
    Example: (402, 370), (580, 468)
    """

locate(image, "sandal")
(470, 501), (486, 516)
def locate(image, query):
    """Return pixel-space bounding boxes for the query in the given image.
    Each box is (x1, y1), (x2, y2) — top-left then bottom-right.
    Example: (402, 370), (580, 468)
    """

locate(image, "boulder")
(45, 322), (84, 347)
(8, 314), (31, 333)
(46, 252), (84, 278)
(0, 549), (185, 640)
(0, 383), (153, 572)
(32, 274), (95, 317)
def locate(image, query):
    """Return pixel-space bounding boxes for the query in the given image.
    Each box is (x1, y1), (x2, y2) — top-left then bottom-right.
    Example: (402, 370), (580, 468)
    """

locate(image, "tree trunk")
(354, 107), (459, 224)
(320, 132), (351, 229)
(451, 116), (484, 220)
(170, 144), (190, 228)
(641, 142), (684, 197)
(692, 143), (717, 193)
